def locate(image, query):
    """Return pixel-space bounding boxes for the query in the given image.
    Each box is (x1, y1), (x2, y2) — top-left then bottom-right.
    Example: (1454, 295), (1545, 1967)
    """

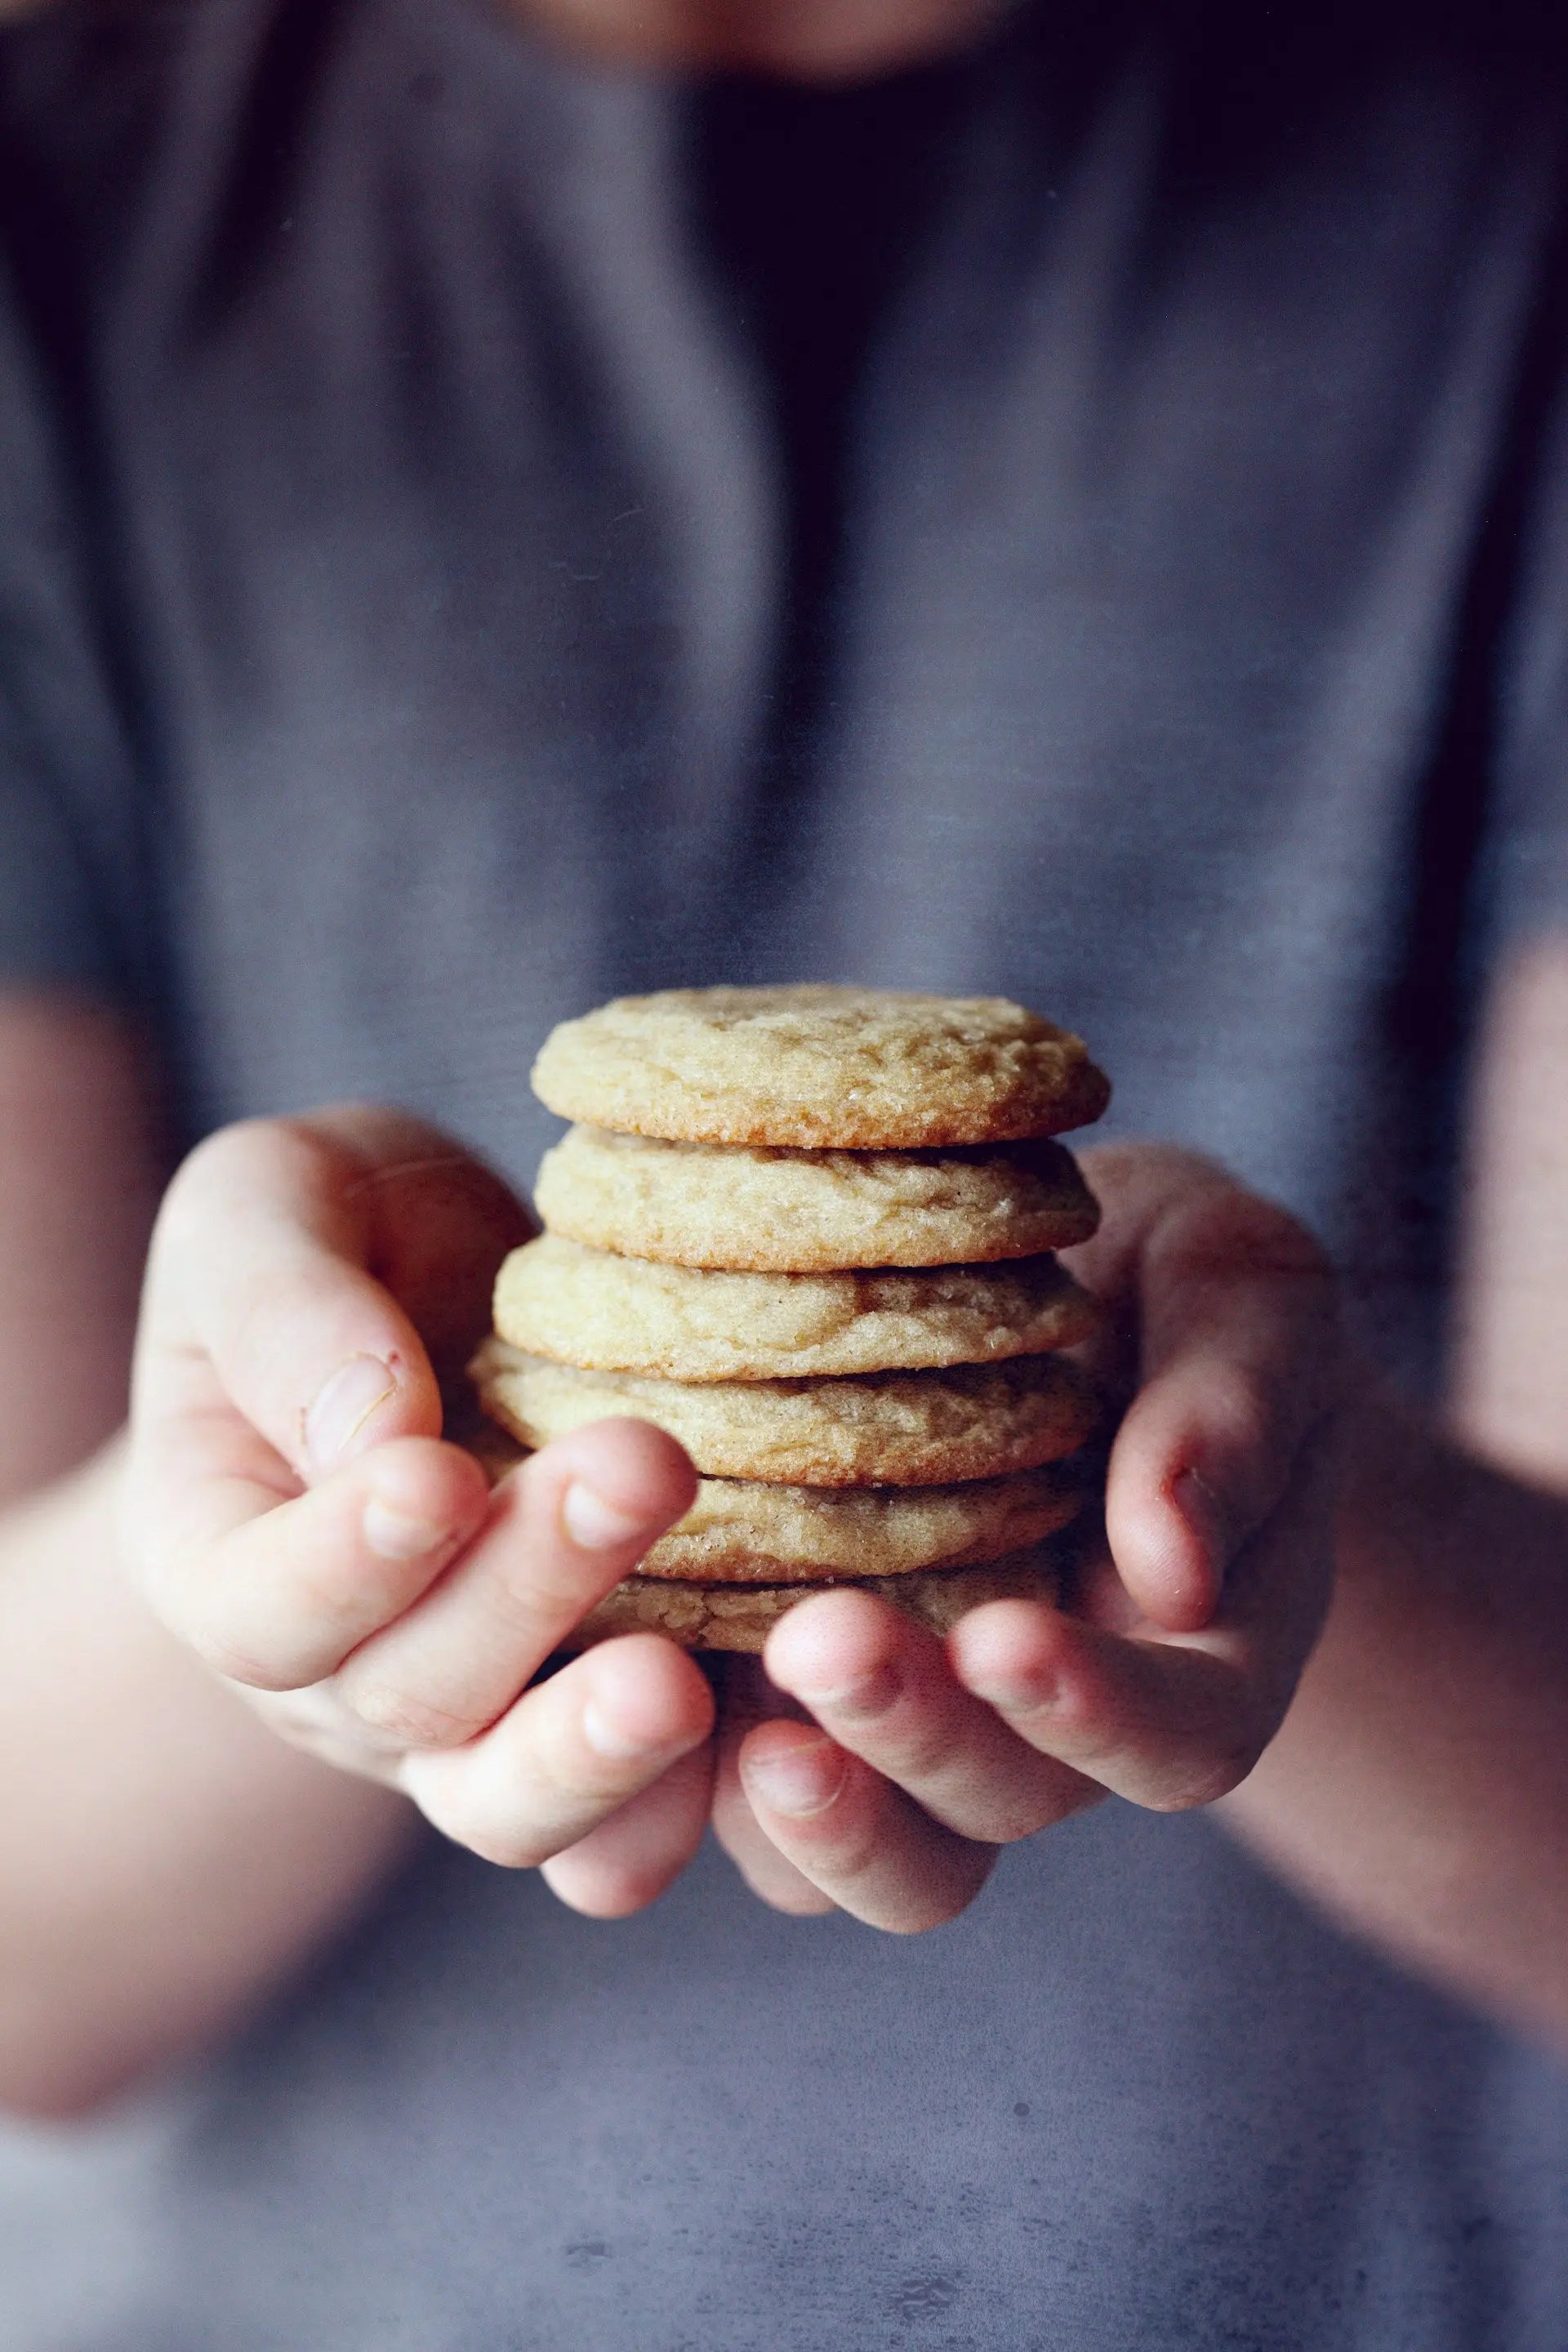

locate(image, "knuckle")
(250, 1686), (397, 1776)
(972, 1786), (1087, 1843)
(465, 1820), (551, 1870)
(185, 1621), (304, 1693)
(470, 1561), (563, 1650)
(250, 1684), (336, 1740)
(1159, 1187), (1338, 1344)
(216, 1113), (354, 1191)
(154, 1127), (238, 1229)
(226, 1261), (333, 1365)
(544, 1748), (635, 1810)
(809, 1810), (886, 1885)
(1181, 1183), (1326, 1277)
(408, 1769), (550, 1869)
(879, 1723), (961, 1785)
(154, 1118), (360, 1274)
(1196, 1361), (1275, 1463)
(443, 1811), (550, 1871)
(335, 1670), (479, 1753)
(159, 1118), (295, 1227)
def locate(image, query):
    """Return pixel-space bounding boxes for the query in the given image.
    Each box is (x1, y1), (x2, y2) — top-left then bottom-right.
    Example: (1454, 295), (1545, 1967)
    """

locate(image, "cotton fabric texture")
(2, 0), (1567, 2343)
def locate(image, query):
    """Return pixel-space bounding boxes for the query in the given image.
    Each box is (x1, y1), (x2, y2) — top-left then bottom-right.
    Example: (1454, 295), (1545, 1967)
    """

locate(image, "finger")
(541, 1738), (715, 1918)
(302, 1105), (533, 1375)
(950, 1452), (1332, 1813)
(136, 1109), (528, 1486)
(762, 1590), (1099, 1842)
(329, 1419), (699, 1747)
(710, 1660), (837, 1915)
(123, 1109), (537, 1690)
(711, 1767), (838, 1914)
(1062, 1144), (1234, 1341)
(737, 1722), (995, 1932)
(127, 1433), (493, 1689)
(401, 1633), (715, 1869)
(136, 1120), (439, 1480)
(1073, 1152), (1339, 1630)
(949, 1601), (1254, 1807)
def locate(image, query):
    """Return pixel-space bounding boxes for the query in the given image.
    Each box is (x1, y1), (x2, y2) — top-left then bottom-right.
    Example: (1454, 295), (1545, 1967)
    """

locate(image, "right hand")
(118, 1106), (717, 1915)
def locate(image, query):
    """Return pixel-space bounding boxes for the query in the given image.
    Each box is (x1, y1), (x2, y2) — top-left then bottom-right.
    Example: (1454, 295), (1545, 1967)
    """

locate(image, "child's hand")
(119, 1107), (718, 1915)
(710, 1144), (1343, 1929)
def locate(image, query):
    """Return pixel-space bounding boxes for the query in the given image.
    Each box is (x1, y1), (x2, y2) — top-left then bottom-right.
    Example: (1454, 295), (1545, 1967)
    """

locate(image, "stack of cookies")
(470, 987), (1111, 1651)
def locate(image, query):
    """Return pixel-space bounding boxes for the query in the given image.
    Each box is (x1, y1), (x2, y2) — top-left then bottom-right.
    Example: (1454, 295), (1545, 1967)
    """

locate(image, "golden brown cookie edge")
(471, 1342), (1102, 1487)
(490, 1235), (1104, 1381)
(531, 988), (1111, 1148)
(532, 1129), (1102, 1270)
(559, 1549), (1067, 1653)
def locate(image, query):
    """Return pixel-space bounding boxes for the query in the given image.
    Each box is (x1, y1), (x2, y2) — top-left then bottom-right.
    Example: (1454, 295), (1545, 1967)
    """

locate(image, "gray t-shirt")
(2, 0), (1566, 2342)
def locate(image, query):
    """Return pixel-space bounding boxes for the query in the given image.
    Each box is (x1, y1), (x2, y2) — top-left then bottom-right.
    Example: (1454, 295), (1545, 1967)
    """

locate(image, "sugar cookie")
(534, 1125), (1099, 1269)
(532, 986), (1110, 1147)
(472, 1339), (1099, 1485)
(492, 1235), (1099, 1380)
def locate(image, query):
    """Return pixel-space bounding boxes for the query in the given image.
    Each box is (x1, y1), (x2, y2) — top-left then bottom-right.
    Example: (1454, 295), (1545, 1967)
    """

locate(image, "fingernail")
(562, 1481), (648, 1551)
(363, 1498), (448, 1561)
(304, 1354), (396, 1473)
(791, 1663), (902, 1722)
(581, 1698), (678, 1762)
(1174, 1467), (1227, 1575)
(744, 1735), (849, 1819)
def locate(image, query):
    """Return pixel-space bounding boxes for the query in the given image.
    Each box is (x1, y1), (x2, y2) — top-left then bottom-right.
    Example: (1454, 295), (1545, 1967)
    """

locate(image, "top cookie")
(532, 986), (1110, 1147)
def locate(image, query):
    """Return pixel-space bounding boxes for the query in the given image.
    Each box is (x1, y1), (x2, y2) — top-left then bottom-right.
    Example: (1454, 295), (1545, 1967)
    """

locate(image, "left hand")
(696, 1143), (1344, 1931)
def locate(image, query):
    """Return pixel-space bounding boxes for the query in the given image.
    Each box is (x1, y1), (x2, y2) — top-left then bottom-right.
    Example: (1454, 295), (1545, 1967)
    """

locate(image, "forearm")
(0, 1443), (419, 2119)
(1222, 1386), (1568, 2049)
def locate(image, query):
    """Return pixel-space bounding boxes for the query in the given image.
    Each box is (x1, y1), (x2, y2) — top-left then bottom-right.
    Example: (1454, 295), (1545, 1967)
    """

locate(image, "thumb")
(134, 1109), (519, 1484)
(1094, 1170), (1339, 1633)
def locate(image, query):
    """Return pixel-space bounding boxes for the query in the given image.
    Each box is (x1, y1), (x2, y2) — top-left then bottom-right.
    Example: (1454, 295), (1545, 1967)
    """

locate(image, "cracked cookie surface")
(473, 1339), (1099, 1485)
(561, 1551), (1067, 1652)
(532, 986), (1110, 1147)
(534, 1125), (1099, 1269)
(492, 1235), (1099, 1379)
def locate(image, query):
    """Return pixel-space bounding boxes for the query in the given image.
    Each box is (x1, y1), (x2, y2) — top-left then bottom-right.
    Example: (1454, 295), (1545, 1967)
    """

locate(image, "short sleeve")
(0, 242), (146, 1001)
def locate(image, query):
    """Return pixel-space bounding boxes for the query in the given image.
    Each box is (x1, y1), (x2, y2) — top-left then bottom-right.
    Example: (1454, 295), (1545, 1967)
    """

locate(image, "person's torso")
(2, 2), (1566, 2342)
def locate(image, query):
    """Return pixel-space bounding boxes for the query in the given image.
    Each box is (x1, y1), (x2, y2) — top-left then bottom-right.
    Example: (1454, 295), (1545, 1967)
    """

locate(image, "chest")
(87, 41), (1552, 1296)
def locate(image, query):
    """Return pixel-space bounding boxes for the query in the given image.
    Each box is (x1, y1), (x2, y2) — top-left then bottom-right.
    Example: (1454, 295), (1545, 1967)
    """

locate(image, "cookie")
(532, 986), (1110, 1147)
(562, 1551), (1066, 1653)
(463, 1415), (1080, 1577)
(632, 1463), (1083, 1583)
(459, 1410), (529, 1490)
(492, 1235), (1099, 1380)
(472, 1339), (1100, 1486)
(533, 1125), (1100, 1270)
